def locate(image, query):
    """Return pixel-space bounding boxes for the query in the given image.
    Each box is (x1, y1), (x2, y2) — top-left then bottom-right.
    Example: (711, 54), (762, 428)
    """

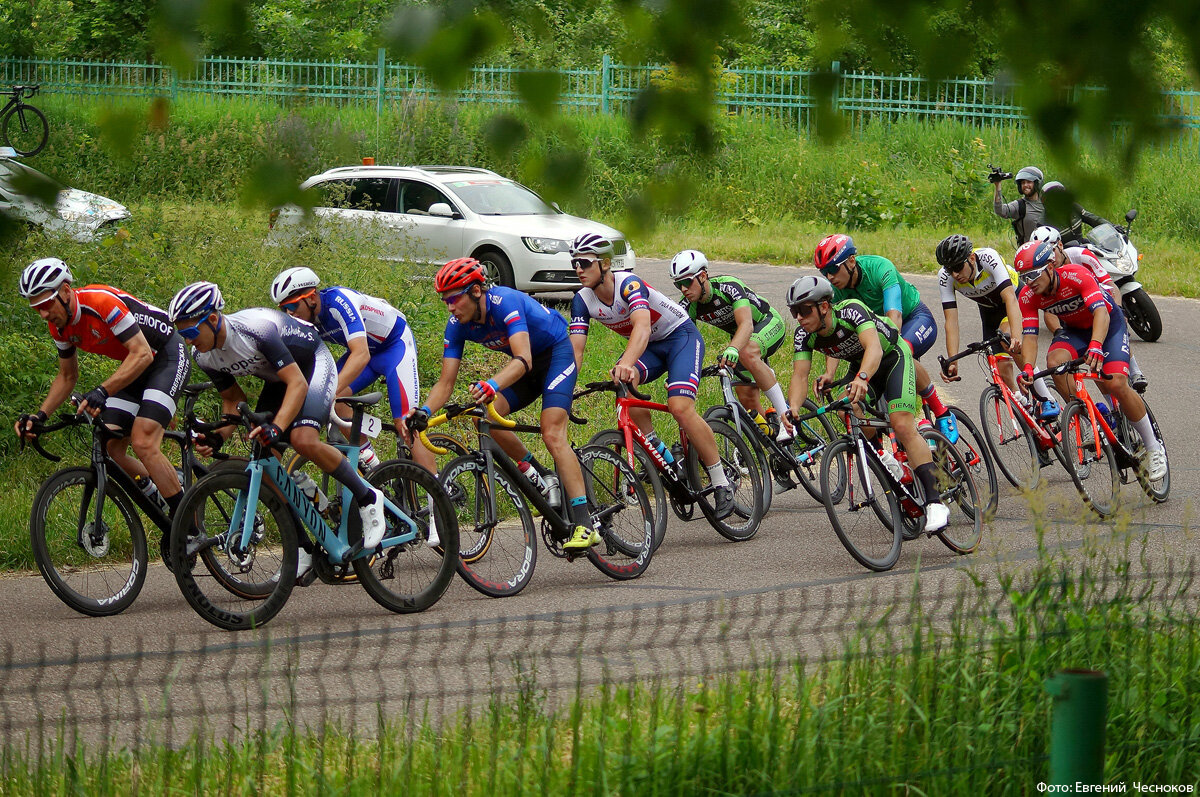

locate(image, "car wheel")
(475, 249), (515, 288)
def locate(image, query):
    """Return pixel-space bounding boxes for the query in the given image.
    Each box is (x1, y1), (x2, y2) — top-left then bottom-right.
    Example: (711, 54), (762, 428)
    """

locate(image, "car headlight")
(522, 236), (571, 254)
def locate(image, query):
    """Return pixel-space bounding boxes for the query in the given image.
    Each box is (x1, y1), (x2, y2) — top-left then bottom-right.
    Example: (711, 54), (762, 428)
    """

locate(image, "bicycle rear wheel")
(440, 454), (537, 597)
(1127, 398), (1169, 502)
(920, 428), (983, 554)
(946, 405), (997, 522)
(1059, 400), (1120, 519)
(578, 444), (654, 580)
(588, 428), (668, 552)
(356, 460), (458, 613)
(978, 385), (1040, 490)
(686, 419), (764, 541)
(705, 407), (775, 518)
(170, 470), (297, 631)
(30, 467), (147, 617)
(820, 438), (902, 571)
(2, 104), (49, 156)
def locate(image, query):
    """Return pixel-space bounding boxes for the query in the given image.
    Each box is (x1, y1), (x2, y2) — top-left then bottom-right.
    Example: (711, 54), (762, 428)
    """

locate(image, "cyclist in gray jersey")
(168, 282), (388, 585)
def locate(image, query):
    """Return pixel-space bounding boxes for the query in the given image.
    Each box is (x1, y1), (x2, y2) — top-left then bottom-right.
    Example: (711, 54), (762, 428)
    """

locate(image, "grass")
(2, 553), (1198, 793)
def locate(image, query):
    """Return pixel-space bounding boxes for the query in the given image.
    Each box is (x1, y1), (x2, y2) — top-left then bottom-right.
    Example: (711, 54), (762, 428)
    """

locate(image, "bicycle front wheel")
(440, 454), (537, 598)
(2, 104), (49, 156)
(357, 460), (458, 613)
(588, 428), (668, 552)
(821, 438), (902, 571)
(1060, 401), (1120, 519)
(686, 419), (764, 541)
(946, 406), (998, 523)
(921, 427), (983, 554)
(578, 444), (655, 580)
(789, 398), (842, 503)
(978, 385), (1040, 490)
(171, 470), (297, 631)
(30, 467), (147, 617)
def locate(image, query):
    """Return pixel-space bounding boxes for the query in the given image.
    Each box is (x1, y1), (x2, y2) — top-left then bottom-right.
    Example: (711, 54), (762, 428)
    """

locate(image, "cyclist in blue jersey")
(403, 257), (600, 552)
(269, 266), (435, 475)
(568, 233), (735, 519)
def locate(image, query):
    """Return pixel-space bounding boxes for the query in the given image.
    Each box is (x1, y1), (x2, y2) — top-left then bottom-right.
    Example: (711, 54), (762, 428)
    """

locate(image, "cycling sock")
(1130, 412), (1164, 453)
(919, 384), (949, 417)
(521, 451), (551, 476)
(1032, 378), (1053, 402)
(914, 462), (940, 506)
(330, 458), (373, 503)
(164, 490), (183, 515)
(706, 461), (729, 488)
(764, 383), (789, 417)
(569, 496), (590, 527)
(1129, 351), (1143, 376)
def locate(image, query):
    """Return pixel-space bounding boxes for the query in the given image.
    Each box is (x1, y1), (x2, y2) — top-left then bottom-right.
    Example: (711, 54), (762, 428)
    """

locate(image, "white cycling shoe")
(359, 488), (387, 550)
(1144, 448), (1168, 481)
(925, 502), (950, 533)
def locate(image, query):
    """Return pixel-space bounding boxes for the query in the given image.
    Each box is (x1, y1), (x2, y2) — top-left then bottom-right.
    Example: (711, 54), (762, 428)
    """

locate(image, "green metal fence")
(3, 52), (1199, 151)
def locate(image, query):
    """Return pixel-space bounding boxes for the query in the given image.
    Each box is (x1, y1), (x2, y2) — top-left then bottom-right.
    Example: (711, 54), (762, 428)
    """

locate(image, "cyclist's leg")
(128, 336), (190, 504)
(659, 326), (725, 477)
(884, 352), (948, 525)
(631, 347), (669, 435)
(739, 312), (790, 421)
(1096, 310), (1158, 448)
(1047, 327), (1087, 400)
(901, 301), (938, 360)
(99, 396), (147, 480)
(373, 335), (436, 473)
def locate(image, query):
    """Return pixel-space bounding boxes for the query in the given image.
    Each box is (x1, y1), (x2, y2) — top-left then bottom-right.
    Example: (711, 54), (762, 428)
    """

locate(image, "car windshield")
(446, 179), (557, 216)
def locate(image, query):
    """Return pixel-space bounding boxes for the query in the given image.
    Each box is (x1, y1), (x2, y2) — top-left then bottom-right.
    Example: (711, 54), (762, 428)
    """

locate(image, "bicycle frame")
(712, 365), (829, 464)
(1063, 371), (1140, 471)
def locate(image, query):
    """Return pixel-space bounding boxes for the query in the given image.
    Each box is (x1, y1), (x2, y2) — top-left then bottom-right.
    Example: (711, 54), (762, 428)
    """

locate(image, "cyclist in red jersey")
(15, 258), (192, 557)
(1013, 242), (1165, 480)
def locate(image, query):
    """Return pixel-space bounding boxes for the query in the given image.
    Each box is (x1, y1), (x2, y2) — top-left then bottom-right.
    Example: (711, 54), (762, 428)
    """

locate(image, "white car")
(0, 147), (130, 242)
(267, 164), (635, 293)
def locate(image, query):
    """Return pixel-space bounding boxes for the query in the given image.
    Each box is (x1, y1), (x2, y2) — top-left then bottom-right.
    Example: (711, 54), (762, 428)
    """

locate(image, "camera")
(988, 164), (1013, 184)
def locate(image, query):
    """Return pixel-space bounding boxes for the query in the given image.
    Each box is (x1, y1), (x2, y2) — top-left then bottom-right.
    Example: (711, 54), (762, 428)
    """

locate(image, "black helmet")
(935, 235), (973, 267)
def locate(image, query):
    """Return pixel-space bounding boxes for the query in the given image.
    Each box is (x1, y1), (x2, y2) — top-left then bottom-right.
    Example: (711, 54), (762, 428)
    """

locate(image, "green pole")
(600, 53), (611, 114)
(376, 47), (386, 119)
(1045, 669), (1108, 785)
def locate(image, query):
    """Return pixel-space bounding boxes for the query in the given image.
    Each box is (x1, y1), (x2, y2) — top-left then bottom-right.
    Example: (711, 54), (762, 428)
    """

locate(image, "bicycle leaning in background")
(1, 85), (49, 156)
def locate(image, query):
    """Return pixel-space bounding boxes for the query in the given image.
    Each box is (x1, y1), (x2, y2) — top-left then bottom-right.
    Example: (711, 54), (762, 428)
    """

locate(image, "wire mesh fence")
(3, 54), (1199, 154)
(1, 555), (1197, 791)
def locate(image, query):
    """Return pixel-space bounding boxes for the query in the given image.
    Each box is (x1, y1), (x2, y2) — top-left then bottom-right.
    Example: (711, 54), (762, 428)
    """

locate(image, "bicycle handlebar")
(1029, 356), (1112, 382)
(416, 401), (513, 455)
(578, 380), (651, 401)
(938, 332), (1011, 373)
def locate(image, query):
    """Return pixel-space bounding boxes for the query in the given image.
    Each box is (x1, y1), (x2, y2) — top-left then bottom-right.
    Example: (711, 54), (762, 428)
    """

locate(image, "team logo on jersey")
(69, 335), (82, 345)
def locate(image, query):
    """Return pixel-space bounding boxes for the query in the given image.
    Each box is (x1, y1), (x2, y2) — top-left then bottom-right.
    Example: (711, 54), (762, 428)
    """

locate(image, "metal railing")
(2, 53), (1199, 151)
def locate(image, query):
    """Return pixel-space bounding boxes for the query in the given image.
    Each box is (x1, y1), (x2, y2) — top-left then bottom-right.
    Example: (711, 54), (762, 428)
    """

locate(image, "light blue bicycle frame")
(226, 441), (421, 565)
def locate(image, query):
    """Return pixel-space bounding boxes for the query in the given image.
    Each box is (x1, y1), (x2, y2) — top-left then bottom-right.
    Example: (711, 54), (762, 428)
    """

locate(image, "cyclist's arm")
(855, 326), (883, 383)
(95, 330), (156, 396)
(729, 304), (755, 354)
(788, 358), (812, 410)
(492, 331), (532, 390)
(943, 306), (960, 359)
(38, 352), (80, 417)
(616, 308), (652, 370)
(882, 283), (903, 330)
(265, 363), (309, 432)
(571, 333), (587, 372)
(421, 356), (461, 416)
(1019, 298), (1041, 376)
(1089, 306), (1110, 350)
(336, 336), (371, 395)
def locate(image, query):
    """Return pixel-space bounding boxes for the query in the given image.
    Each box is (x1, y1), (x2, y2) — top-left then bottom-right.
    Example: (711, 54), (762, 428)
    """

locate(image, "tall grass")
(1, 555), (1197, 793)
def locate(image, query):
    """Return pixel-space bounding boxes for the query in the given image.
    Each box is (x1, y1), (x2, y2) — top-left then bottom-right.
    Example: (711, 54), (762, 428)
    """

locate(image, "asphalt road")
(1, 257), (1197, 747)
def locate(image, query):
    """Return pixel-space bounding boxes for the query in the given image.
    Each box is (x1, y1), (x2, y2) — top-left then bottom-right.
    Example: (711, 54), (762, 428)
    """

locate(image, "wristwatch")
(856, 370), (870, 381)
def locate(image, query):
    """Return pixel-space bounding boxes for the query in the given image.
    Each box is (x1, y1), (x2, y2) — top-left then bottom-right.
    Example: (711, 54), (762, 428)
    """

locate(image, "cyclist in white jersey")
(568, 233), (734, 518)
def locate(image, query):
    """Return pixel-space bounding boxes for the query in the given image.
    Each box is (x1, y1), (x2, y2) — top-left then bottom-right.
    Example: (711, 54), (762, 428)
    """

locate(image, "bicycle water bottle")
(646, 431), (675, 464)
(358, 442), (380, 473)
(291, 471), (330, 512)
(1096, 402), (1114, 430)
(542, 472), (562, 509)
(517, 460), (548, 494)
(133, 474), (169, 513)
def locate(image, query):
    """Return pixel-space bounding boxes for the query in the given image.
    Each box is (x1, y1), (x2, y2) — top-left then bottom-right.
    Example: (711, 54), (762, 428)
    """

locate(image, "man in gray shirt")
(993, 165), (1045, 245)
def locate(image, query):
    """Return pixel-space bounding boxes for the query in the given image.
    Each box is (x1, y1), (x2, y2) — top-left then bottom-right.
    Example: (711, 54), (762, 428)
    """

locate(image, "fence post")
(1045, 669), (1107, 785)
(376, 47), (386, 118)
(831, 60), (841, 115)
(600, 53), (611, 114)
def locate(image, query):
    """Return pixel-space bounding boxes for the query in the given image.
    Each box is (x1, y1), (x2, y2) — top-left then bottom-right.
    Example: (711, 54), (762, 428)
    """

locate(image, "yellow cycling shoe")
(563, 525), (601, 551)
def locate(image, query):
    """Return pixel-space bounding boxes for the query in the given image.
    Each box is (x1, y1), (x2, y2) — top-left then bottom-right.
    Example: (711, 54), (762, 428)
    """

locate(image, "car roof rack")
(412, 166), (501, 176)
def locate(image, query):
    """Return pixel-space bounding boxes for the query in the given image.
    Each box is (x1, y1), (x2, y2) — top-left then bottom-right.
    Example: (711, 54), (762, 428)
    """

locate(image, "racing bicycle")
(1, 85), (49, 156)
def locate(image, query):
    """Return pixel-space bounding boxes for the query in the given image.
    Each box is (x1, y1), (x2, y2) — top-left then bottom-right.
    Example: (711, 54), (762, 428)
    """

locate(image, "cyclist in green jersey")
(785, 275), (950, 532)
(670, 250), (794, 441)
(813, 233), (958, 443)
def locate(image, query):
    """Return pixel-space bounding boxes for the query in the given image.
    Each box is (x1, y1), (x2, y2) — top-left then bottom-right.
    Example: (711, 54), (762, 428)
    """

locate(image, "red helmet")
(1013, 241), (1055, 281)
(813, 234), (856, 274)
(434, 257), (485, 293)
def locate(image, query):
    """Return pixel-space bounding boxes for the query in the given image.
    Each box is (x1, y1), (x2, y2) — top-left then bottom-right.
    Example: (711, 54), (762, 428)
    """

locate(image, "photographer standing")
(992, 165), (1045, 245)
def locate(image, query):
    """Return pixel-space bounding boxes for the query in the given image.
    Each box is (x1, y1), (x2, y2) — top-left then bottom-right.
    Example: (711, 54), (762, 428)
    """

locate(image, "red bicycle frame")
(614, 391), (690, 477)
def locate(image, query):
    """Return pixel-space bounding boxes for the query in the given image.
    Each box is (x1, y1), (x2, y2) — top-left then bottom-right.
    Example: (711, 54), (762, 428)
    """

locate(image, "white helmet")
(569, 233), (614, 258)
(270, 266), (320, 304)
(19, 257), (73, 299)
(669, 250), (708, 282)
(168, 281), (225, 322)
(1030, 225), (1062, 246)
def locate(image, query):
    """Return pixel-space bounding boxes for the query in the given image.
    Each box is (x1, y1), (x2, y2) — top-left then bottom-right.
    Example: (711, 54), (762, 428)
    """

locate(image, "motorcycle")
(1085, 209), (1162, 342)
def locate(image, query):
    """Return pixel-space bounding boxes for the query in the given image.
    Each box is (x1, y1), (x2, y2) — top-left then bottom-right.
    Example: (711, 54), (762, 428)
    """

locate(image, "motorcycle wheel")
(1124, 287), (1162, 343)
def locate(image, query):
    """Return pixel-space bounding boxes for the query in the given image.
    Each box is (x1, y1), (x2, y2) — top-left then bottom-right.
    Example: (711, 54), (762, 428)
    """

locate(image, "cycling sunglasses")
(176, 318), (207, 340)
(279, 289), (316, 313)
(571, 257), (599, 271)
(1018, 267), (1049, 286)
(948, 259), (972, 274)
(674, 276), (698, 291)
(441, 287), (472, 305)
(791, 302), (820, 319)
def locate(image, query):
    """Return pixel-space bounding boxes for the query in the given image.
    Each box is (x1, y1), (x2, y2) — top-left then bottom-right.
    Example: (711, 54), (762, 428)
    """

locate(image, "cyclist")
(569, 233), (736, 519)
(167, 281), (387, 583)
(993, 165), (1046, 245)
(785, 275), (950, 532)
(813, 234), (958, 441)
(670, 249), (794, 440)
(405, 257), (600, 551)
(1012, 242), (1166, 481)
(17, 257), (191, 566)
(268, 266), (436, 474)
(1029, 225), (1147, 391)
(933, 234), (1060, 419)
